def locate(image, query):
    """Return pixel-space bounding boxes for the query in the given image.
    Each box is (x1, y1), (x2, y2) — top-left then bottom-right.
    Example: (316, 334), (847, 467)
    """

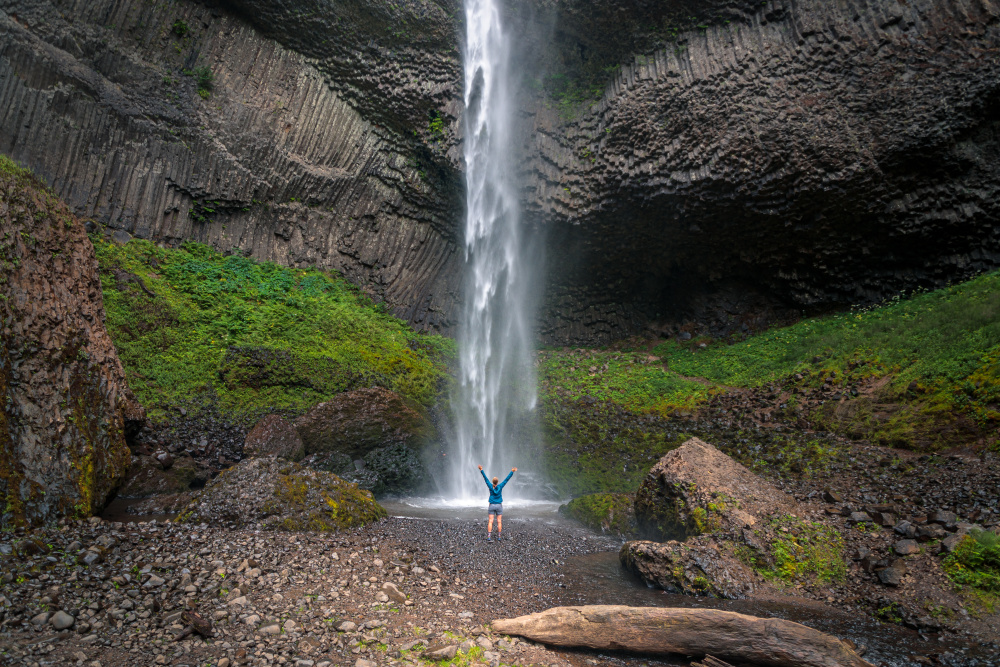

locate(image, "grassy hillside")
(95, 238), (454, 422)
(541, 273), (1000, 493)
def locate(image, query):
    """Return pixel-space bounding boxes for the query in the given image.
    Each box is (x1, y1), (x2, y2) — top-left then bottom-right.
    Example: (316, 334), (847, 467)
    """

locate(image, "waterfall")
(447, 0), (539, 500)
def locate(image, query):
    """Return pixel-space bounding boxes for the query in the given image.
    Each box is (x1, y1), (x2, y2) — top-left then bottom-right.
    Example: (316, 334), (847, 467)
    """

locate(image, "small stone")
(50, 610), (75, 630)
(258, 621), (281, 635)
(284, 619), (299, 632)
(940, 534), (965, 553)
(228, 596), (248, 607)
(81, 551), (102, 566)
(381, 582), (406, 604)
(847, 512), (872, 523)
(894, 539), (920, 556)
(335, 621), (357, 632)
(31, 612), (51, 626)
(143, 574), (165, 588)
(929, 510), (958, 526)
(218, 660), (231, 667)
(355, 660), (377, 667)
(476, 637), (494, 650)
(424, 644), (458, 660)
(822, 490), (842, 504)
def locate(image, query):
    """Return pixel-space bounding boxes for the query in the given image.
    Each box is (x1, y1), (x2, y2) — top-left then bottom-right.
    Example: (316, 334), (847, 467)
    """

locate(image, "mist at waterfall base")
(426, 0), (547, 508)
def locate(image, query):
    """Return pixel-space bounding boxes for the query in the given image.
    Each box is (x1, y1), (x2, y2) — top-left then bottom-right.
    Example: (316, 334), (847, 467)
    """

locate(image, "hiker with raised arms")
(478, 465), (516, 542)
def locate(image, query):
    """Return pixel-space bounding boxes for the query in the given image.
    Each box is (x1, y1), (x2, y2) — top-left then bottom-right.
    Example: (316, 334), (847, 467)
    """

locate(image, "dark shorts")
(488, 503), (502, 516)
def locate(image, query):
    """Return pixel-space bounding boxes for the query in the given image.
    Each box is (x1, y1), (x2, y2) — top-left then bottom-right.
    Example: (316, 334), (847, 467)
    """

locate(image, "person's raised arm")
(479, 467), (491, 489)
(498, 469), (514, 490)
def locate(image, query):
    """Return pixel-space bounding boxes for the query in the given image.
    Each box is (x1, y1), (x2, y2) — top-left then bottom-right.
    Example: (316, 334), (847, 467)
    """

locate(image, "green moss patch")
(738, 515), (847, 586)
(560, 493), (636, 536)
(94, 238), (454, 422)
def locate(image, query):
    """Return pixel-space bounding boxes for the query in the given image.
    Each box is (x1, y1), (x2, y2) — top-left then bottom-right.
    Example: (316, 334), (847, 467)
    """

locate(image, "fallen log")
(492, 606), (873, 667)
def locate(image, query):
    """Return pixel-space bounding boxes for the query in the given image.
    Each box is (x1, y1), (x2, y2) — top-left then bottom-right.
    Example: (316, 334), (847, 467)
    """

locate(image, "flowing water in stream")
(447, 0), (539, 501)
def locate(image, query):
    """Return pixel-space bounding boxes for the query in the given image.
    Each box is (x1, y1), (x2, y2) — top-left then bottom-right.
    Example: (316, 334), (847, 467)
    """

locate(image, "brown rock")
(634, 438), (792, 540)
(0, 160), (144, 527)
(492, 606), (874, 667)
(619, 540), (755, 600)
(293, 388), (432, 459)
(244, 414), (305, 461)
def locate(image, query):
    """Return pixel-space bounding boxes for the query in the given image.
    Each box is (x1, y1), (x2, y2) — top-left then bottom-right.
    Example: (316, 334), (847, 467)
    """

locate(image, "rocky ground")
(0, 513), (633, 667)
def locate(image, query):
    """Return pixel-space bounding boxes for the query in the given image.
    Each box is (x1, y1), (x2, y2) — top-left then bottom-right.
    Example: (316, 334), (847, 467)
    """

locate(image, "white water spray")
(447, 0), (539, 500)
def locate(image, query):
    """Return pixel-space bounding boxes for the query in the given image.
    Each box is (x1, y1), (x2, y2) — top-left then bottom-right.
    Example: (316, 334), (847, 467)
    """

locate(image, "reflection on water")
(380, 496), (564, 522)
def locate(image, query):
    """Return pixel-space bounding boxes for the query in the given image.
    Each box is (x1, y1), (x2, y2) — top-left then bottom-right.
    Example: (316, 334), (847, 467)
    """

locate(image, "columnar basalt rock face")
(526, 0), (1000, 343)
(3, 0), (1000, 345)
(0, 164), (145, 527)
(0, 0), (463, 332)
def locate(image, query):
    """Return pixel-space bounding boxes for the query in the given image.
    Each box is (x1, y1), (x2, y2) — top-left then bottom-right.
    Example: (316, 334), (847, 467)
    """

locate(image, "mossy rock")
(560, 493), (636, 536)
(176, 457), (386, 531)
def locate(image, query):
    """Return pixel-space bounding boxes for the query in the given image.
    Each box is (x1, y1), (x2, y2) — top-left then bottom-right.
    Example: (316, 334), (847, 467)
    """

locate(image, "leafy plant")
(943, 530), (1000, 593)
(171, 20), (190, 38)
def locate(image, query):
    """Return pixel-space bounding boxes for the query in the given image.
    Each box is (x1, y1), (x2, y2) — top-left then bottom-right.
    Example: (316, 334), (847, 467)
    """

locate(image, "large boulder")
(244, 414), (305, 461)
(293, 387), (432, 459)
(176, 457), (386, 531)
(634, 437), (791, 541)
(0, 158), (145, 527)
(622, 439), (845, 599)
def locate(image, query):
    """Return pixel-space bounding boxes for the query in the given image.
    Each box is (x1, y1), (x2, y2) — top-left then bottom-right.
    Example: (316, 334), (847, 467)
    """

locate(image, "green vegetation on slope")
(95, 238), (453, 421)
(943, 530), (1000, 594)
(541, 273), (1000, 468)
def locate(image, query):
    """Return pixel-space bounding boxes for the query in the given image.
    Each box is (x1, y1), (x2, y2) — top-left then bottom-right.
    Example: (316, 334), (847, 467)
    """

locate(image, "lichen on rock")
(176, 457), (387, 531)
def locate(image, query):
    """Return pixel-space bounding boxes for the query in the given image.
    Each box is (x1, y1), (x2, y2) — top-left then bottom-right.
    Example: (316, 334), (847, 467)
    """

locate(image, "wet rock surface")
(0, 163), (145, 528)
(176, 458), (386, 532)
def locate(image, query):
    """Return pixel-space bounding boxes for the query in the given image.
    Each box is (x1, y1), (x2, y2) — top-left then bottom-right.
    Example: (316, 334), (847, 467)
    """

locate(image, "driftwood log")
(492, 606), (874, 667)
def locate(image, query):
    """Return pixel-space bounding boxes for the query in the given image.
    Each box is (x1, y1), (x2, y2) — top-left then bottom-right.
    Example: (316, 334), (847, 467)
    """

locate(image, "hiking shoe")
(486, 535), (492, 542)
(496, 535), (502, 542)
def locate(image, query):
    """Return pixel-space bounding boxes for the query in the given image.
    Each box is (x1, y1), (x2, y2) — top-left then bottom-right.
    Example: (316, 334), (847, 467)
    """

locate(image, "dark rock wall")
(0, 0), (463, 331)
(0, 166), (145, 528)
(524, 0), (1000, 343)
(3, 0), (1000, 345)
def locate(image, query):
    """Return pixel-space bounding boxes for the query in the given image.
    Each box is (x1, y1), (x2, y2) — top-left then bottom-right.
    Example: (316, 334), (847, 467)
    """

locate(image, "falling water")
(447, 0), (539, 500)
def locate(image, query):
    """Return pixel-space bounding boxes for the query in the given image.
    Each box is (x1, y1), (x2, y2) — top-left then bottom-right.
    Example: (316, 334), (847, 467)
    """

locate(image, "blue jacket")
(482, 470), (513, 504)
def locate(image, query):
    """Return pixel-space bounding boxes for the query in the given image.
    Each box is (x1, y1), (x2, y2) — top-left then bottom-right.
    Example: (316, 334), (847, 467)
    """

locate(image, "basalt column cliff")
(2, 0), (999, 344)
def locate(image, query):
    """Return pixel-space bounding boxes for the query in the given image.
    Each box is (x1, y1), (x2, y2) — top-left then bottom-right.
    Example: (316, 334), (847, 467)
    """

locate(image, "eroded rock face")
(3, 0), (999, 344)
(0, 0), (462, 332)
(244, 415), (305, 461)
(0, 164), (145, 527)
(294, 387), (433, 459)
(176, 457), (387, 531)
(527, 0), (1000, 343)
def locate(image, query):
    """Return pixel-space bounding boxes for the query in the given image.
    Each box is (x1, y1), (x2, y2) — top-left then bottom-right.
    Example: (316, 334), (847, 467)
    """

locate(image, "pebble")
(49, 610), (75, 630)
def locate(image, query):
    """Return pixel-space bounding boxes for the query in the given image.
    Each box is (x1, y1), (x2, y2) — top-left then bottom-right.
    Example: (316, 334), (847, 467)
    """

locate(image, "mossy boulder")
(176, 457), (386, 531)
(624, 438), (847, 598)
(294, 387), (433, 459)
(244, 414), (305, 461)
(560, 493), (636, 536)
(634, 437), (787, 541)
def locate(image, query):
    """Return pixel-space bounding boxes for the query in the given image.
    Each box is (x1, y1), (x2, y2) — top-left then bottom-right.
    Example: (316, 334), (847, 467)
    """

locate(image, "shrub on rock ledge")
(176, 457), (386, 531)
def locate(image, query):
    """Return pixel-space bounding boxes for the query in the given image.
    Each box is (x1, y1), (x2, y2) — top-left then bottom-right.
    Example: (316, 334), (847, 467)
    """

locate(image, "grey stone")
(894, 540), (920, 556)
(50, 611), (75, 630)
